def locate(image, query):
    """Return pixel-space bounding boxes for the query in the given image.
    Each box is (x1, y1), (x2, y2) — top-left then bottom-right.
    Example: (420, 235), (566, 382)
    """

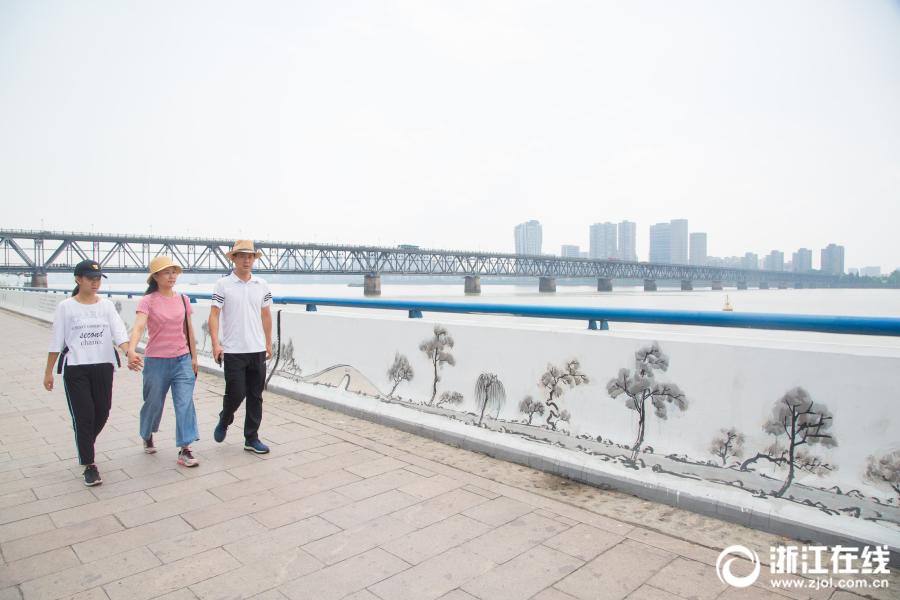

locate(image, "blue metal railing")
(3, 286), (900, 337)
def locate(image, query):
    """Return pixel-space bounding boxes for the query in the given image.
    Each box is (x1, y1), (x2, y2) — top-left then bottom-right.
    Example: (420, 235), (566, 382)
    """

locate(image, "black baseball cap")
(74, 259), (107, 278)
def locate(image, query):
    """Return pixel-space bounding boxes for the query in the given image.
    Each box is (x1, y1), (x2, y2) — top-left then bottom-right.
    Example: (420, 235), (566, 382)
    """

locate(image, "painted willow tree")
(419, 325), (455, 406)
(539, 360), (588, 430)
(606, 342), (688, 463)
(474, 374), (506, 425)
(740, 387), (836, 498)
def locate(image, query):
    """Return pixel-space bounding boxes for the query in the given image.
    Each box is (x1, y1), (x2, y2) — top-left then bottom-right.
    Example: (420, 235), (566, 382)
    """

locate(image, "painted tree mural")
(278, 339), (302, 378)
(539, 360), (588, 430)
(518, 395), (544, 425)
(740, 387), (837, 498)
(419, 325), (455, 405)
(201, 320), (210, 351)
(606, 342), (688, 462)
(865, 450), (900, 501)
(709, 428), (745, 467)
(436, 390), (464, 408)
(474, 373), (506, 425)
(387, 352), (414, 398)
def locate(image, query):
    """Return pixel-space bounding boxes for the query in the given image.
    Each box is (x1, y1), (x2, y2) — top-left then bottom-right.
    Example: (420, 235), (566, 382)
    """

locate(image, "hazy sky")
(2, 1), (899, 270)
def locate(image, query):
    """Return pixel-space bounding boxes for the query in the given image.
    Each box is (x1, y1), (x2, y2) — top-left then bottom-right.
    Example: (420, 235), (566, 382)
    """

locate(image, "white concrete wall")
(4, 288), (899, 553)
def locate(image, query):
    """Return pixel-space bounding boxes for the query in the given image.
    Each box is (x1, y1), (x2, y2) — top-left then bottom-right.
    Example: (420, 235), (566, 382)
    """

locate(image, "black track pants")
(63, 363), (114, 466)
(220, 352), (265, 442)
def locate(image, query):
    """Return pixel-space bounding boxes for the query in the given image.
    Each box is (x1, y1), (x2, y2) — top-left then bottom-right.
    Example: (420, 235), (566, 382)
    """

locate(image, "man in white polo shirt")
(208, 240), (274, 453)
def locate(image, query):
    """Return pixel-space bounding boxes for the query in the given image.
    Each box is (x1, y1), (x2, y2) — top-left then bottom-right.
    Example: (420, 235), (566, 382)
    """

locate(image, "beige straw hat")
(147, 255), (184, 284)
(225, 239), (263, 260)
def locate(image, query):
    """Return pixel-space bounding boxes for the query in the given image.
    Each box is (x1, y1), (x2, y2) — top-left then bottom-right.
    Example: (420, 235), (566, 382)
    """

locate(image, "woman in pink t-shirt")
(126, 256), (200, 467)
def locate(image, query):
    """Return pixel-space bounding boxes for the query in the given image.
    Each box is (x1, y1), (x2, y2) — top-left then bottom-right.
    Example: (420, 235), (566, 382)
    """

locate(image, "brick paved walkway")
(0, 309), (892, 600)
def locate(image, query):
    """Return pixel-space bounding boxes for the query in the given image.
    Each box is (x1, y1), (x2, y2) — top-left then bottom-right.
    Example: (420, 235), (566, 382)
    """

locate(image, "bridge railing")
(4, 286), (899, 337)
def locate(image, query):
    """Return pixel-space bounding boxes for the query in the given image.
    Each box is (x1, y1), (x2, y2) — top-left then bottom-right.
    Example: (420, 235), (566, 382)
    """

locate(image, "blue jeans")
(140, 354), (199, 448)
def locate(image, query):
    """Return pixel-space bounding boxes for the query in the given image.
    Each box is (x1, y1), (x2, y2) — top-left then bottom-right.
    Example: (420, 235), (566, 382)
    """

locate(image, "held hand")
(43, 373), (53, 391)
(265, 343), (273, 361)
(128, 353), (144, 372)
(191, 357), (199, 375)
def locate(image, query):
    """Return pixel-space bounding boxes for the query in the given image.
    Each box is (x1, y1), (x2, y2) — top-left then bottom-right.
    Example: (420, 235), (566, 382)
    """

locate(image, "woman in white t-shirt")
(43, 260), (132, 487)
(126, 256), (200, 467)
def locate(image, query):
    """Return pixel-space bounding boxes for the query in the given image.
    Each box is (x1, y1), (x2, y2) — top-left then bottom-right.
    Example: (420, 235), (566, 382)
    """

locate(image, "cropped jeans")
(140, 353), (199, 448)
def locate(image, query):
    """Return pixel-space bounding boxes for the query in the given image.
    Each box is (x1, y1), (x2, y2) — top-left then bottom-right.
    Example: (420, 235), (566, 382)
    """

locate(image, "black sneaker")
(83, 465), (102, 486)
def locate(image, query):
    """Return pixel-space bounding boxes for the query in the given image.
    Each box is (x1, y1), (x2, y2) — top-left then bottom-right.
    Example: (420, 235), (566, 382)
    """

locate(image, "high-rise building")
(617, 221), (637, 262)
(514, 220), (542, 255)
(863, 266), (881, 277)
(764, 250), (784, 271)
(689, 233), (707, 266)
(741, 252), (758, 270)
(561, 245), (580, 259)
(821, 244), (845, 274)
(792, 248), (813, 272)
(669, 219), (689, 265)
(579, 251), (589, 259)
(589, 223), (617, 260)
(707, 256), (724, 268)
(649, 223), (670, 263)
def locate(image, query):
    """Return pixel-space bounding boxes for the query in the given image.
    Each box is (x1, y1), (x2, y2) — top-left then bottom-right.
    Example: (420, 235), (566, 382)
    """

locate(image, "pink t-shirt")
(136, 292), (194, 358)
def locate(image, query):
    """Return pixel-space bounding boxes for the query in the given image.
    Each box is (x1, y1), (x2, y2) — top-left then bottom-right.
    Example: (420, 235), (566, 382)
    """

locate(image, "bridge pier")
(364, 275), (381, 296)
(759, 282), (769, 290)
(711, 281), (723, 290)
(777, 282), (788, 290)
(808, 283), (817, 289)
(539, 277), (556, 293)
(793, 282), (804, 289)
(29, 273), (48, 288)
(644, 279), (657, 291)
(464, 276), (481, 294)
(681, 280), (693, 291)
(736, 282), (748, 290)
(597, 278), (613, 292)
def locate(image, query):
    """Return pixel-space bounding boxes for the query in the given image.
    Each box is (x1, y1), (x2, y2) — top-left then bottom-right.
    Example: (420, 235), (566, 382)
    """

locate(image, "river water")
(118, 282), (895, 350)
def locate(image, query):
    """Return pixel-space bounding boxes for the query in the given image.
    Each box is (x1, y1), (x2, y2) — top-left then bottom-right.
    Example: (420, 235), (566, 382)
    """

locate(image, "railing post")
(409, 310), (423, 318)
(588, 319), (609, 330)
(306, 305), (317, 311)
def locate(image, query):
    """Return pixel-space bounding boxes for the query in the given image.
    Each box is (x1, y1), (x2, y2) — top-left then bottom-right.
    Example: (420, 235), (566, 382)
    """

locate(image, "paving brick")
(380, 514), (492, 565)
(320, 490), (419, 529)
(333, 468), (423, 502)
(0, 489), (95, 526)
(368, 546), (496, 600)
(543, 523), (626, 562)
(532, 589), (581, 600)
(224, 515), (339, 566)
(1, 514), (123, 562)
(271, 469), (362, 503)
(391, 488), (488, 529)
(50, 490), (154, 527)
(88, 469), (185, 501)
(286, 449), (381, 479)
(303, 515), (415, 565)
(72, 515), (194, 563)
(103, 548), (241, 600)
(209, 469), (300, 502)
(18, 547), (158, 600)
(0, 546), (81, 588)
(344, 456), (409, 478)
(462, 544), (584, 600)
(182, 490), (286, 529)
(460, 496), (534, 527)
(145, 471), (239, 502)
(191, 547), (323, 600)
(114, 489), (221, 528)
(277, 548), (410, 600)
(461, 512), (571, 564)
(0, 489), (36, 511)
(148, 515), (266, 564)
(0, 514), (54, 544)
(224, 450), (325, 481)
(251, 490), (353, 529)
(554, 540), (676, 600)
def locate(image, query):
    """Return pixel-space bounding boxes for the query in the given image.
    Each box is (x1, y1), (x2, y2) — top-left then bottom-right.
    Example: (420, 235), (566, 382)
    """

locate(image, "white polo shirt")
(211, 272), (273, 354)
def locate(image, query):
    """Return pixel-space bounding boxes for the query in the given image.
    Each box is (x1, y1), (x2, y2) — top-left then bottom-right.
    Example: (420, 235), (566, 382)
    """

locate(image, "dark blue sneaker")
(213, 421), (228, 443)
(244, 439), (269, 454)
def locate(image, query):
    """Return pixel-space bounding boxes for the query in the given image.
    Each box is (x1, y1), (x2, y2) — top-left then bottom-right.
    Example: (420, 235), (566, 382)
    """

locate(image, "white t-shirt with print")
(49, 298), (129, 368)
(211, 273), (273, 354)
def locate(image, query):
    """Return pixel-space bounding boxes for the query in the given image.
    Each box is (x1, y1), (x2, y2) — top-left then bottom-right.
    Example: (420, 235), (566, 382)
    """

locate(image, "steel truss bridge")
(0, 229), (838, 285)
